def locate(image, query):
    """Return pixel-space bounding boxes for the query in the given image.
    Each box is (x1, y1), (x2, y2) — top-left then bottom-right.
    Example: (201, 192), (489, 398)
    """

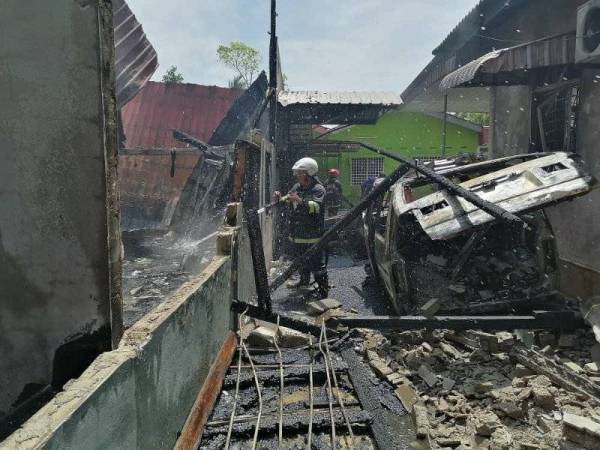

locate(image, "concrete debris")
(356, 325), (600, 449)
(417, 364), (438, 388)
(563, 412), (600, 449)
(564, 360), (584, 374)
(246, 326), (277, 348)
(471, 410), (502, 436)
(413, 403), (430, 439)
(276, 326), (309, 347)
(395, 384), (419, 411)
(306, 297), (341, 315)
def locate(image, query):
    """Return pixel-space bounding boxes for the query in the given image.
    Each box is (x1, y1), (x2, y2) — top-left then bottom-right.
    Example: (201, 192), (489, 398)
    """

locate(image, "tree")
(217, 41), (260, 89)
(228, 74), (246, 89)
(162, 65), (184, 84)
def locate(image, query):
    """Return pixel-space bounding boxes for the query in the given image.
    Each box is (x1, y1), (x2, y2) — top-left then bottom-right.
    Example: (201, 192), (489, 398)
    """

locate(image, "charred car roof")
(391, 152), (593, 240)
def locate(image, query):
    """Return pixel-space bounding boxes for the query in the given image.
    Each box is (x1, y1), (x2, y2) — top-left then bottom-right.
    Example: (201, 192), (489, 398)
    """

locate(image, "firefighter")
(274, 157), (328, 298)
(324, 168), (343, 216)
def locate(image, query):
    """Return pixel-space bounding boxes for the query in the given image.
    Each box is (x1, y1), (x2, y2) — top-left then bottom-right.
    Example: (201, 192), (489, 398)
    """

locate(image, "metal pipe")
(307, 335), (314, 449)
(442, 94), (448, 156)
(322, 323), (355, 444)
(318, 324), (336, 449)
(274, 316), (284, 447)
(224, 314), (246, 450)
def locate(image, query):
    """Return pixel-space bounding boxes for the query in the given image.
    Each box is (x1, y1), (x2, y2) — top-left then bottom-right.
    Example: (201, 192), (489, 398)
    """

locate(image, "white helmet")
(292, 157), (318, 176)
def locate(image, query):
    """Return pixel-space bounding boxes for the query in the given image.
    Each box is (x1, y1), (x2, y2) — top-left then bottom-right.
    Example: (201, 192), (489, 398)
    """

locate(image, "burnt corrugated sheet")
(119, 82), (242, 230)
(113, 0), (158, 107)
(209, 72), (269, 146)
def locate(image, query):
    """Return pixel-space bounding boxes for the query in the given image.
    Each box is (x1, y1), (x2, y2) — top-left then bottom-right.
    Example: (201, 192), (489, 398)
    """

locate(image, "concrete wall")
(2, 257), (234, 450)
(490, 86), (532, 158)
(319, 111), (481, 203)
(545, 69), (600, 297)
(0, 0), (120, 428)
(488, 73), (600, 297)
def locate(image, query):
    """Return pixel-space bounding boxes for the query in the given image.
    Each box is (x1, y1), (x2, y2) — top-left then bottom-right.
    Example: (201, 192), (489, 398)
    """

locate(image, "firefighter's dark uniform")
(287, 177), (328, 296)
(324, 177), (343, 216)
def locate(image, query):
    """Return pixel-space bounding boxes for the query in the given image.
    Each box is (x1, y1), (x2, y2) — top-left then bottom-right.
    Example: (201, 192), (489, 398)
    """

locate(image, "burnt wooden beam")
(333, 311), (583, 331)
(245, 208), (272, 314)
(358, 141), (528, 228)
(341, 348), (408, 450)
(268, 162), (411, 293)
(172, 129), (209, 151)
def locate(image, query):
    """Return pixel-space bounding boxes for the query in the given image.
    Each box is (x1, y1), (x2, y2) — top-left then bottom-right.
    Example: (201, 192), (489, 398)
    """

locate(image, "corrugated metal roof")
(278, 90), (402, 107)
(432, 0), (526, 56)
(439, 50), (505, 91)
(439, 33), (577, 91)
(121, 81), (243, 148)
(113, 0), (158, 107)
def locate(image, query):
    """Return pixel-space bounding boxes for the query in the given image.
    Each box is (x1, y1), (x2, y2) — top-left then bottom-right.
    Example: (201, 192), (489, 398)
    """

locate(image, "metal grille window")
(536, 83), (580, 153)
(351, 158), (384, 185)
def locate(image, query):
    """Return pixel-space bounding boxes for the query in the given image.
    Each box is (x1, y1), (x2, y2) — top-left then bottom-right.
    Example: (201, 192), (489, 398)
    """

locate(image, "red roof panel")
(121, 81), (243, 148)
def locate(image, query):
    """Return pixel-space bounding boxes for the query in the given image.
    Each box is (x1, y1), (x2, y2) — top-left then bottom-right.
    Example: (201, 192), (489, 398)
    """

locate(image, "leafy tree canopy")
(217, 41), (260, 89)
(162, 65), (184, 84)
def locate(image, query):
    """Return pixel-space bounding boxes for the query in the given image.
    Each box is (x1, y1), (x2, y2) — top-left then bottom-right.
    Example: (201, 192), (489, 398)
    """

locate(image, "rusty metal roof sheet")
(120, 81), (242, 148)
(278, 90), (402, 107)
(113, 0), (158, 107)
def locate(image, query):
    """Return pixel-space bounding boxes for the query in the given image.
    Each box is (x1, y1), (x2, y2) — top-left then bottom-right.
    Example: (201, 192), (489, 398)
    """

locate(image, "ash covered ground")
(122, 229), (216, 327)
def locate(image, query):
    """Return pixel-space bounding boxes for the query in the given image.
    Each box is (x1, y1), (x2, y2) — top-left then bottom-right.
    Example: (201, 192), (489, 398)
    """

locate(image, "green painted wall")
(315, 111), (480, 203)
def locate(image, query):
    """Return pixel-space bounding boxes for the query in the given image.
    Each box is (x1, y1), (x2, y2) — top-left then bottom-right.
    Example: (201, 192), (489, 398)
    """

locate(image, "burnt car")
(364, 152), (593, 315)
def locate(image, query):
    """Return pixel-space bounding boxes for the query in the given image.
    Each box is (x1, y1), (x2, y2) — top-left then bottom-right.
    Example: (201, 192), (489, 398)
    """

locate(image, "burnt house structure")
(401, 0), (600, 299)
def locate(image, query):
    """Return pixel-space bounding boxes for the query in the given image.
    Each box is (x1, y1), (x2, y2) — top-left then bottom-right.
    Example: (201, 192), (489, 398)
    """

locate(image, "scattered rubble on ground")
(354, 326), (600, 449)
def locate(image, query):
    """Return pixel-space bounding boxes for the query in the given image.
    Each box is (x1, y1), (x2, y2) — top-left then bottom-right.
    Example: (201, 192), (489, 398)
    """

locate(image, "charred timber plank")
(510, 345), (600, 405)
(450, 228), (486, 281)
(341, 348), (407, 450)
(201, 407), (370, 439)
(358, 141), (527, 227)
(222, 361), (348, 389)
(174, 331), (238, 450)
(268, 162), (411, 293)
(231, 300), (332, 337)
(244, 208), (272, 314)
(335, 311), (582, 331)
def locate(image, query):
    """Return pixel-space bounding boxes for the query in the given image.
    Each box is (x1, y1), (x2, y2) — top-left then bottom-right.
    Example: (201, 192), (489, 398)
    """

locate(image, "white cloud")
(126, 0), (479, 91)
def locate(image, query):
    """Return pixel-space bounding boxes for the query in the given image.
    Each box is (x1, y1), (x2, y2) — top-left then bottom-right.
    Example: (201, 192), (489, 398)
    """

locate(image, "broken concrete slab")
(439, 341), (463, 359)
(563, 412), (600, 449)
(306, 298), (342, 315)
(247, 326), (277, 348)
(277, 326), (308, 347)
(413, 403), (430, 438)
(395, 384), (418, 411)
(418, 364), (438, 388)
(471, 411), (502, 437)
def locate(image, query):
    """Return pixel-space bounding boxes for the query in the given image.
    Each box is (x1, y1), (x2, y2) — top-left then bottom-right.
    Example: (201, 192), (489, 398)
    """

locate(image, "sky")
(126, 0), (480, 93)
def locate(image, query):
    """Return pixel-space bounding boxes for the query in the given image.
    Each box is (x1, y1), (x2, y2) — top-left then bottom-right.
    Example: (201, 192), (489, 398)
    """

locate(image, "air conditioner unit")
(576, 0), (600, 64)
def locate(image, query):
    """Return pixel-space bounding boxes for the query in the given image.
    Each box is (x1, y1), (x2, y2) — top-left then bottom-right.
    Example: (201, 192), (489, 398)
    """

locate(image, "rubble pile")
(402, 218), (558, 314)
(356, 327), (600, 449)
